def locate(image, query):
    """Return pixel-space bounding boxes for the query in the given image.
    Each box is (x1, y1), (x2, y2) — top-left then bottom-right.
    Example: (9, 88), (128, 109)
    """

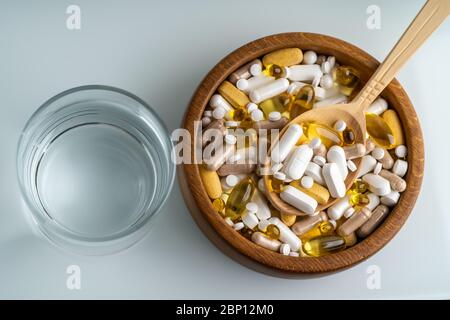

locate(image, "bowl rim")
(182, 32), (425, 273)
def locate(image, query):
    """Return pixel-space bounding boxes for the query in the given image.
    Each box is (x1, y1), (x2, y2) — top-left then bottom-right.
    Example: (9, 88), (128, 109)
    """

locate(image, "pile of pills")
(199, 48), (408, 257)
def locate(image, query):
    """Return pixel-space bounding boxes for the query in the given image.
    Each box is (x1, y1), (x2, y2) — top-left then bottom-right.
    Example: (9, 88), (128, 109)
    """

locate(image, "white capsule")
(303, 50), (317, 64)
(251, 190), (271, 220)
(249, 78), (289, 103)
(257, 178), (266, 194)
(344, 207), (355, 218)
(314, 94), (347, 108)
(357, 155), (377, 178)
(320, 74), (334, 89)
(202, 117), (212, 126)
(327, 196), (351, 220)
(270, 162), (283, 174)
(333, 120), (347, 132)
(246, 102), (258, 113)
(373, 162), (383, 175)
(287, 65), (322, 82)
(233, 222), (245, 231)
(250, 63), (262, 76)
(212, 107), (226, 120)
(366, 193), (380, 211)
(321, 61), (331, 74)
(305, 162), (325, 185)
(210, 94), (234, 112)
(347, 160), (357, 172)
(237, 75), (274, 93)
(283, 145), (314, 180)
(312, 74), (321, 87)
(395, 145), (408, 158)
(225, 217), (234, 227)
(362, 174), (391, 196)
(327, 56), (336, 69)
(289, 251), (300, 257)
(269, 111), (282, 122)
(271, 124), (303, 163)
(327, 146), (348, 179)
(392, 159), (408, 177)
(308, 137), (322, 150)
(268, 217), (302, 251)
(381, 190), (400, 207)
(242, 211), (259, 229)
(251, 109), (264, 122)
(322, 163), (346, 198)
(280, 186), (318, 215)
(313, 155), (326, 167)
(274, 171), (286, 181)
(301, 176), (314, 189)
(372, 147), (385, 160)
(221, 175), (239, 191)
(280, 243), (291, 255)
(366, 97), (388, 115)
(251, 232), (281, 252)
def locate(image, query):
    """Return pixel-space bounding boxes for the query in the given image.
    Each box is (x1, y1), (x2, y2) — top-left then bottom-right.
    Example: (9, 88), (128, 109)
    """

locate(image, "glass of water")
(17, 85), (175, 255)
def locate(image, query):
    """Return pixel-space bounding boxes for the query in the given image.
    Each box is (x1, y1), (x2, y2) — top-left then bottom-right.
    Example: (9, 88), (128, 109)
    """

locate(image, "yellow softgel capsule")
(225, 177), (256, 220)
(268, 176), (284, 194)
(382, 109), (404, 147)
(262, 48), (303, 67)
(266, 224), (281, 240)
(350, 180), (368, 194)
(263, 64), (288, 79)
(302, 122), (343, 149)
(259, 94), (291, 117)
(333, 66), (360, 96)
(212, 197), (226, 214)
(348, 192), (370, 208)
(342, 128), (355, 145)
(280, 212), (297, 227)
(365, 113), (395, 149)
(289, 85), (315, 119)
(303, 235), (346, 257)
(300, 221), (336, 241)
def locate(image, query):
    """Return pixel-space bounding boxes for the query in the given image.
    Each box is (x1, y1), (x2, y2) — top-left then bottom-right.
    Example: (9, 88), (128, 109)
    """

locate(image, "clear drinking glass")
(17, 85), (175, 255)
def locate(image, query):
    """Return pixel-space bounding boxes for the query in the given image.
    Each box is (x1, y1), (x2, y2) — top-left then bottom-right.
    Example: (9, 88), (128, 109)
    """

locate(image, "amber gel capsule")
(365, 113), (395, 149)
(302, 122), (343, 149)
(289, 85), (315, 119)
(333, 66), (360, 96)
(225, 177), (255, 220)
(300, 221), (336, 241)
(303, 235), (346, 257)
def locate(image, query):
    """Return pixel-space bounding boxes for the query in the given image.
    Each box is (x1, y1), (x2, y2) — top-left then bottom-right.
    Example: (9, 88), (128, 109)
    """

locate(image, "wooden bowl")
(181, 33), (424, 274)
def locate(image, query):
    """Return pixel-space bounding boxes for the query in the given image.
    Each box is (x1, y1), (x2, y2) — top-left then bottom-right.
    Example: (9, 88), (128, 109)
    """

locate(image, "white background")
(1, 0), (449, 299)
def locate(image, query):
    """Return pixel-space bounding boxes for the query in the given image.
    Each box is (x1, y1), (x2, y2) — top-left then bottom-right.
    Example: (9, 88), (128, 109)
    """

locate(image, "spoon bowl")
(264, 102), (366, 214)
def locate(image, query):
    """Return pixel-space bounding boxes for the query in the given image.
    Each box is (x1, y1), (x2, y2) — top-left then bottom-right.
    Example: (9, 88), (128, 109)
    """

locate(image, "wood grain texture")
(181, 32), (425, 274)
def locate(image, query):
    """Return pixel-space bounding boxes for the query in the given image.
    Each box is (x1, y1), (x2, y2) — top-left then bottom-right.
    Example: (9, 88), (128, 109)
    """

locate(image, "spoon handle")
(354, 0), (450, 111)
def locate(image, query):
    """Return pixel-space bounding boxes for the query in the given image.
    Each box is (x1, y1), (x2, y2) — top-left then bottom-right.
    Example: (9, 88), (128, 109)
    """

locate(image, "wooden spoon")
(265, 0), (450, 215)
